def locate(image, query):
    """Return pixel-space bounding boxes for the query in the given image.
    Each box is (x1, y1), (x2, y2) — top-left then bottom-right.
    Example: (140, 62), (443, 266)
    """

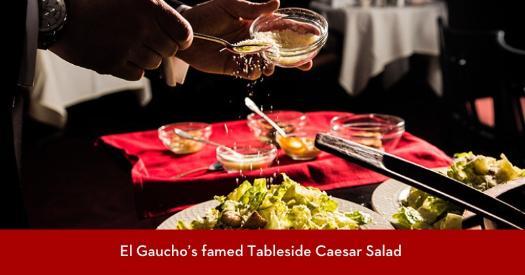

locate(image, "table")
(100, 111), (451, 218)
(29, 50), (152, 128)
(311, 1), (446, 95)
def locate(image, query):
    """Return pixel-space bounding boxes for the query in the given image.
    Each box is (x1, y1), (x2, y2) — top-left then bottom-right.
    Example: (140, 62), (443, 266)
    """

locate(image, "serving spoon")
(194, 33), (272, 55)
(158, 34), (271, 86)
(172, 162), (223, 179)
(244, 97), (288, 137)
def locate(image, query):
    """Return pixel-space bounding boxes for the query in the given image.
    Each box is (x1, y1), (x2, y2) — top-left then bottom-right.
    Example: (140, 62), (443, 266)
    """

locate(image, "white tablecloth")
(30, 50), (152, 128)
(312, 1), (446, 95)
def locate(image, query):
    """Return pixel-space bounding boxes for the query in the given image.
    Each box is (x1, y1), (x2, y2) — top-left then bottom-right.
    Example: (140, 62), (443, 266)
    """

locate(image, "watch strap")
(38, 22), (65, 49)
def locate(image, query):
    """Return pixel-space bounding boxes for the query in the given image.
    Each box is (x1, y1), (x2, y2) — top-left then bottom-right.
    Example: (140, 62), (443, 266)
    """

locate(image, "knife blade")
(315, 133), (525, 229)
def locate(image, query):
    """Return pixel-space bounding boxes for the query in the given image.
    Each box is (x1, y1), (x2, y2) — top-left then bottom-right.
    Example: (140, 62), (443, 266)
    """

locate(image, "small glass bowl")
(216, 141), (277, 173)
(276, 128), (321, 161)
(249, 8), (328, 68)
(158, 122), (212, 155)
(330, 114), (405, 152)
(247, 110), (306, 144)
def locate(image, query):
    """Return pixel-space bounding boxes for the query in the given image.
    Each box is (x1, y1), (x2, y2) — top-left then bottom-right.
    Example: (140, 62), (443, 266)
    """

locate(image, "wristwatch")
(38, 0), (67, 49)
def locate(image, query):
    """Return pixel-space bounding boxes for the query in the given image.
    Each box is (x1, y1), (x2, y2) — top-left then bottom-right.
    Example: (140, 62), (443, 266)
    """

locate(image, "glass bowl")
(216, 141), (277, 173)
(249, 8), (328, 68)
(158, 122), (212, 155)
(276, 127), (321, 161)
(247, 110), (306, 144)
(330, 114), (405, 152)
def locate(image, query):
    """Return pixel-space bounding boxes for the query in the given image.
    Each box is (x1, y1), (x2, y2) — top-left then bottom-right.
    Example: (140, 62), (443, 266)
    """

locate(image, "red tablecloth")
(100, 112), (451, 218)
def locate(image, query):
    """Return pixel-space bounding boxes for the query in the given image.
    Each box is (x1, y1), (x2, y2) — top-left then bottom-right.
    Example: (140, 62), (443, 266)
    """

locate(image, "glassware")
(330, 114), (405, 152)
(247, 110), (306, 144)
(250, 8), (328, 68)
(276, 127), (322, 160)
(216, 140), (277, 172)
(158, 122), (212, 154)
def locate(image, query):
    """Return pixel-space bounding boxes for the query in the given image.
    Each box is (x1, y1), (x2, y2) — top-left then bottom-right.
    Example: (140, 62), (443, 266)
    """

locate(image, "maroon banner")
(1, 230), (523, 274)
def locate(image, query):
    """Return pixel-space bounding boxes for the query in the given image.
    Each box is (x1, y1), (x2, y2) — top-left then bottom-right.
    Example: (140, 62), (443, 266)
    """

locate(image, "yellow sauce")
(277, 135), (320, 160)
(220, 157), (273, 172)
(168, 130), (206, 154)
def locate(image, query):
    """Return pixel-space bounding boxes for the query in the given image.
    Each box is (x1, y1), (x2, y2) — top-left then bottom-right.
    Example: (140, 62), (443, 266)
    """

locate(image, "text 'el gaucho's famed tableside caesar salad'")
(177, 174), (371, 230)
(392, 152), (525, 229)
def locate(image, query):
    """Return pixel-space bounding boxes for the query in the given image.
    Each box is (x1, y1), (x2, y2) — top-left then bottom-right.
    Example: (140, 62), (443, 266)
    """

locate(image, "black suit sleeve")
(0, 0), (29, 228)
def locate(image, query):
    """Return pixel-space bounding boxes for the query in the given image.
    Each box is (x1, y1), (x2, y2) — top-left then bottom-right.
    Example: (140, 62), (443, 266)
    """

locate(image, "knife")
(315, 133), (525, 229)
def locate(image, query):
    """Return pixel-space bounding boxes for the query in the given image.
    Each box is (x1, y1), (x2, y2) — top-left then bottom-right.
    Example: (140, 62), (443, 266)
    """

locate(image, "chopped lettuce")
(447, 152), (523, 190)
(227, 180), (251, 201)
(177, 208), (220, 229)
(391, 207), (429, 229)
(495, 155), (523, 183)
(417, 196), (453, 224)
(404, 188), (428, 209)
(433, 213), (462, 230)
(393, 152), (523, 229)
(178, 174), (369, 230)
(345, 211), (371, 225)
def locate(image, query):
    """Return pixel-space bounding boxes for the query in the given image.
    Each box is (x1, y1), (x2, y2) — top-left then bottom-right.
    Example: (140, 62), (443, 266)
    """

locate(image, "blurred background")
(22, 0), (525, 228)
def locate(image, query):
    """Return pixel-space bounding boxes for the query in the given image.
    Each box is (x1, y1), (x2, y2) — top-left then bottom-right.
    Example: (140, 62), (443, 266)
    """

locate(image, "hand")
(177, 0), (313, 80)
(50, 0), (193, 80)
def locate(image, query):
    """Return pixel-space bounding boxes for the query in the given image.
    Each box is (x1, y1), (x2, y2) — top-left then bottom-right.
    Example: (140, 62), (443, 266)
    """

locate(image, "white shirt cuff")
(163, 57), (189, 87)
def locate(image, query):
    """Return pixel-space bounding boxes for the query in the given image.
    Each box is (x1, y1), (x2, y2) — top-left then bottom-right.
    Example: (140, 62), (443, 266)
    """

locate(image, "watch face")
(40, 0), (67, 32)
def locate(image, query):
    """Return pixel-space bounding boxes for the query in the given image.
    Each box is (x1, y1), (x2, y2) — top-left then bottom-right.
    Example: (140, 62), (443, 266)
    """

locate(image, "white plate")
(371, 168), (448, 223)
(371, 169), (525, 228)
(371, 178), (410, 223)
(157, 197), (394, 230)
(483, 178), (525, 229)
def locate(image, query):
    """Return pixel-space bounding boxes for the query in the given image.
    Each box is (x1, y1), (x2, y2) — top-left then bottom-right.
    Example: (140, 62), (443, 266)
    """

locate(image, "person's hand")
(177, 0), (313, 80)
(50, 0), (193, 80)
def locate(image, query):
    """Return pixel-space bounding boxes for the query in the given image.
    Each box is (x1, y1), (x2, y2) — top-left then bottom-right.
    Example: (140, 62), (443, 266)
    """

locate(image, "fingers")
(113, 62), (145, 81)
(128, 46), (163, 70)
(155, 1), (193, 50)
(146, 28), (179, 58)
(223, 0), (280, 20)
(263, 63), (275, 76)
(297, 61), (313, 71)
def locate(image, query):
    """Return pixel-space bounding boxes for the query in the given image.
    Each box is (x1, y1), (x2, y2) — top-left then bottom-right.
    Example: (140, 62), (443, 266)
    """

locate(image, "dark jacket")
(1, 0), (29, 227)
